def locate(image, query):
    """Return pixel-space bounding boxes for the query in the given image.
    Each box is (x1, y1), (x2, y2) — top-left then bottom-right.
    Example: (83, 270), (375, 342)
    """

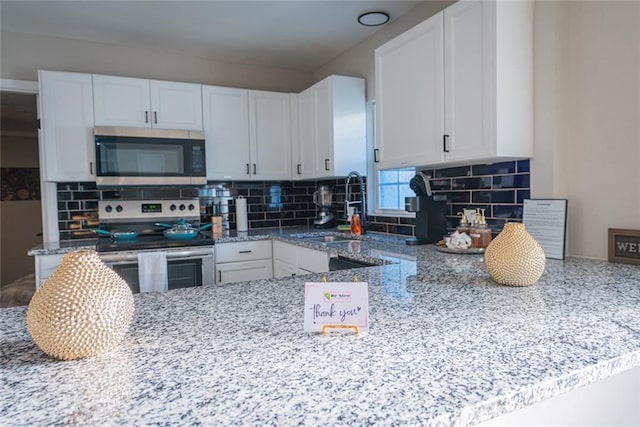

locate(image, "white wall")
(532, 1), (640, 259)
(0, 132), (42, 286)
(0, 31), (313, 92)
(313, 1), (454, 100)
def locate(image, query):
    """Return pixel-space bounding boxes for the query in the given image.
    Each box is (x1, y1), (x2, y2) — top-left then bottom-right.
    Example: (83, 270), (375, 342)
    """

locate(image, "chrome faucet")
(344, 170), (366, 234)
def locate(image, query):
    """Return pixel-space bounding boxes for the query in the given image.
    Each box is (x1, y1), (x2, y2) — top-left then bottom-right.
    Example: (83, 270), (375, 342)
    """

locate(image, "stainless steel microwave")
(94, 126), (206, 186)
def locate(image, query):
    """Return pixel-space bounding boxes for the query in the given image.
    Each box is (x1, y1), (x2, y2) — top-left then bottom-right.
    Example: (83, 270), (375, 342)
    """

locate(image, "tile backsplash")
(55, 159), (529, 240)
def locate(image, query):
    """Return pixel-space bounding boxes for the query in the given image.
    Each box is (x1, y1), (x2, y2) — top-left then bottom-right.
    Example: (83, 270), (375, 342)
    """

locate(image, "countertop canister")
(235, 196), (248, 232)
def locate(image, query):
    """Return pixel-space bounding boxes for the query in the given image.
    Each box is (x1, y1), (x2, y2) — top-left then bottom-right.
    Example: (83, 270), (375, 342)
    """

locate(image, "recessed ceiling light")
(358, 11), (390, 27)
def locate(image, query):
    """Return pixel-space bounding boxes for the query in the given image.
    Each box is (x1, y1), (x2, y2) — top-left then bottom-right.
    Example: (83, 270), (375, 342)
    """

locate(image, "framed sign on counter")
(523, 199), (568, 260)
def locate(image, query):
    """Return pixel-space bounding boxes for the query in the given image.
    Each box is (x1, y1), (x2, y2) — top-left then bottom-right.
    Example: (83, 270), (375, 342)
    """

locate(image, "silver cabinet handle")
(324, 158), (330, 171)
(89, 162), (94, 175)
(443, 134), (450, 153)
(253, 164), (257, 175)
(373, 148), (379, 163)
(145, 111), (149, 123)
(154, 111), (158, 124)
(246, 163), (250, 175)
(239, 250), (252, 254)
(297, 164), (302, 175)
(218, 270), (222, 282)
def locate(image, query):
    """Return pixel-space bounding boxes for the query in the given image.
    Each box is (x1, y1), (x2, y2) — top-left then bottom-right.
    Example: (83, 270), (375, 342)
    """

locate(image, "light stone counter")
(8, 230), (640, 425)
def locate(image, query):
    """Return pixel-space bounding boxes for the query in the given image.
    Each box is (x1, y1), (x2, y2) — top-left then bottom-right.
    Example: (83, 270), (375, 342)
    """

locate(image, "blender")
(313, 185), (334, 228)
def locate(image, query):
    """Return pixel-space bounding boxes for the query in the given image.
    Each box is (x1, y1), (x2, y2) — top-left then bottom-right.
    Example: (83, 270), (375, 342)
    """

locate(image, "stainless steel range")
(96, 199), (215, 293)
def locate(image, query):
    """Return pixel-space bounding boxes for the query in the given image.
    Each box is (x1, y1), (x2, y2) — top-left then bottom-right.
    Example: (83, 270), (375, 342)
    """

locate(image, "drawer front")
(297, 246), (329, 273)
(216, 259), (273, 284)
(215, 240), (272, 263)
(273, 241), (298, 265)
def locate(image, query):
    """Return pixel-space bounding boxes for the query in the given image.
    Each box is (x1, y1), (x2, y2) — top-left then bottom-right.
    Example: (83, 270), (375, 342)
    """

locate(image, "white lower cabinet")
(215, 240), (273, 284)
(35, 253), (64, 288)
(272, 241), (329, 278)
(273, 259), (299, 278)
(216, 259), (273, 284)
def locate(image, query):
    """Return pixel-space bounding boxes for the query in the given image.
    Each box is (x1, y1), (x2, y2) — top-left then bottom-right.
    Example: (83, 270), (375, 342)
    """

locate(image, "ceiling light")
(358, 11), (390, 27)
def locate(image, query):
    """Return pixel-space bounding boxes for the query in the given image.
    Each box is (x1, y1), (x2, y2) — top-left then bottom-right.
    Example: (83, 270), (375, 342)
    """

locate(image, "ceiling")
(0, 0), (424, 72)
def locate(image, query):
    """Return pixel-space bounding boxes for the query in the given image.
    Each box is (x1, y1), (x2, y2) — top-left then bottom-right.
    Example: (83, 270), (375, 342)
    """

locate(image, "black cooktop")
(96, 233), (215, 253)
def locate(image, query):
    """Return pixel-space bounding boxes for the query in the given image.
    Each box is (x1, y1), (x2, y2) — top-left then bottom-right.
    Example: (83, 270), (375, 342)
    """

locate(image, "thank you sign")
(304, 282), (369, 333)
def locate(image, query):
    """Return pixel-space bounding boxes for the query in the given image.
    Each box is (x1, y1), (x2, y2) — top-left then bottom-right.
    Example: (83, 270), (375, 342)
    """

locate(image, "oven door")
(100, 247), (214, 293)
(94, 127), (206, 186)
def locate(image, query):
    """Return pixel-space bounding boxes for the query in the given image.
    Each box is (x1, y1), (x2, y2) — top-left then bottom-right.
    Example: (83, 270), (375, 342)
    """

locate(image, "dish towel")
(137, 251), (168, 293)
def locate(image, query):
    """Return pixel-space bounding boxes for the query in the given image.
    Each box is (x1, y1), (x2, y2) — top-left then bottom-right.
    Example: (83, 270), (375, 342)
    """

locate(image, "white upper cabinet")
(39, 70), (95, 182)
(202, 86), (251, 180)
(291, 75), (366, 180)
(149, 80), (203, 131)
(444, 0), (533, 163)
(248, 90), (292, 180)
(292, 88), (316, 180)
(93, 74), (203, 130)
(375, 0), (533, 169)
(314, 76), (366, 178)
(202, 86), (291, 181)
(375, 12), (444, 169)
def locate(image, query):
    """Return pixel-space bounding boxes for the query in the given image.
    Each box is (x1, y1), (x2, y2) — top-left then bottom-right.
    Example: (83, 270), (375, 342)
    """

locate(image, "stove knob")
(116, 205), (123, 213)
(179, 204), (186, 211)
(105, 205), (113, 213)
(170, 204), (177, 211)
(188, 204), (195, 211)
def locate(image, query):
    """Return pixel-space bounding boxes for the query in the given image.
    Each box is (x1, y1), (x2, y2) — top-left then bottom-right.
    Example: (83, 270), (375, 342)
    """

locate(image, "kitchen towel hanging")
(235, 196), (248, 232)
(137, 251), (168, 293)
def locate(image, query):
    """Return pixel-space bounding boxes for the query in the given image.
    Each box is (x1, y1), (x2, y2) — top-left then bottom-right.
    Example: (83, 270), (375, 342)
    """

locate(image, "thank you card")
(304, 282), (369, 333)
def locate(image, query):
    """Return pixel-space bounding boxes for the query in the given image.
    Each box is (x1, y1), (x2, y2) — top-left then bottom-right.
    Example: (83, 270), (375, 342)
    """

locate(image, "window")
(377, 167), (415, 211)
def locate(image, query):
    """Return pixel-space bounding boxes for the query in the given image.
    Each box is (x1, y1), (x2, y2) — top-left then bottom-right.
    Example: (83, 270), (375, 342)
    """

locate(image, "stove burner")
(96, 233), (215, 253)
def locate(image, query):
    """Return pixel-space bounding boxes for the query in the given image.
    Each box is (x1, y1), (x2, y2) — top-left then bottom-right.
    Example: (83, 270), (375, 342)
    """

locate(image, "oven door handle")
(100, 248), (214, 263)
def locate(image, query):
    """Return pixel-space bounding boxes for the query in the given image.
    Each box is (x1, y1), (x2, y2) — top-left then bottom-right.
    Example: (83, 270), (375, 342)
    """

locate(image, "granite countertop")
(8, 230), (640, 425)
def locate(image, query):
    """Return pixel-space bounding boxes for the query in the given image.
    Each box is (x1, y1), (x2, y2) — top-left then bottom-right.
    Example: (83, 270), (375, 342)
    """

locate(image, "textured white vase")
(27, 250), (134, 360)
(484, 222), (546, 286)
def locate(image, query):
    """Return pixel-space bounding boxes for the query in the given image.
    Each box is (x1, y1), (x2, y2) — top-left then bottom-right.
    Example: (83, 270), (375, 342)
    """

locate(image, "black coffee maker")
(404, 172), (447, 245)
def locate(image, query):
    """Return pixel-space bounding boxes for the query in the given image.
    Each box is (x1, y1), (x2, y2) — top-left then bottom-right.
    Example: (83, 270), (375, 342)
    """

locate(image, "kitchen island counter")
(7, 234), (640, 425)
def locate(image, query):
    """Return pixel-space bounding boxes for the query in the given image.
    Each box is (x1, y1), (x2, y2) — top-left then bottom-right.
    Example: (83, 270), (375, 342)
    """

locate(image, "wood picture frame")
(608, 228), (640, 265)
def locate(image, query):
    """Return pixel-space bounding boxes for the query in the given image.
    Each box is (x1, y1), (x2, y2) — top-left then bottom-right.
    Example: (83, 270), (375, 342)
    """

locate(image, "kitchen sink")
(317, 235), (359, 243)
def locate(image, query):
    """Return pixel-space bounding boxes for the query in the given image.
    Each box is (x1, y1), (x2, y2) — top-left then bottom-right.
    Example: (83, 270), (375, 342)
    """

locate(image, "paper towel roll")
(235, 196), (248, 231)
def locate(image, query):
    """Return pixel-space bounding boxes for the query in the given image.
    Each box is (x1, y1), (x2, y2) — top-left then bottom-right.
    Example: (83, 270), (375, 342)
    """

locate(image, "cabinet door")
(272, 241), (298, 265)
(150, 80), (203, 130)
(293, 89), (316, 179)
(93, 74), (151, 128)
(273, 259), (299, 278)
(297, 246), (329, 273)
(375, 12), (444, 169)
(249, 90), (292, 180)
(202, 86), (251, 180)
(39, 71), (95, 182)
(35, 253), (64, 288)
(215, 240), (272, 263)
(444, 0), (492, 162)
(216, 259), (273, 284)
(313, 78), (334, 177)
